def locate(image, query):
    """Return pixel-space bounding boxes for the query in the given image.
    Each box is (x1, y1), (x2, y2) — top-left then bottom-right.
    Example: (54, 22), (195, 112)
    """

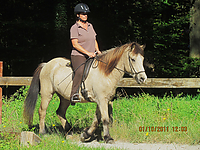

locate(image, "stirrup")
(71, 93), (81, 102)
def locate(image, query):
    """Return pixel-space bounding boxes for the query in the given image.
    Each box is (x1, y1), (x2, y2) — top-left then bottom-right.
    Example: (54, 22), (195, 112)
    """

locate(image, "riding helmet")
(74, 3), (90, 14)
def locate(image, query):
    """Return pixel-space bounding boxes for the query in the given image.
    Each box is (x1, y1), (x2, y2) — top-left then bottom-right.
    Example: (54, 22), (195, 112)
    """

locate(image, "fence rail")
(0, 76), (200, 125)
(0, 58), (200, 125)
(0, 77), (200, 88)
(0, 77), (32, 86)
(118, 78), (200, 88)
(4, 62), (200, 125)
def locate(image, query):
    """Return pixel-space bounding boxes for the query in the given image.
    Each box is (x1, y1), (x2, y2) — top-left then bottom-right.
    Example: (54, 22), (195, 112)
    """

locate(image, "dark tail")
(23, 63), (46, 126)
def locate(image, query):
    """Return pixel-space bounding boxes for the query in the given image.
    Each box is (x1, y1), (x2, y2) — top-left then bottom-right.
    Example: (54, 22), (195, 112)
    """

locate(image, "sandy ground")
(77, 141), (200, 150)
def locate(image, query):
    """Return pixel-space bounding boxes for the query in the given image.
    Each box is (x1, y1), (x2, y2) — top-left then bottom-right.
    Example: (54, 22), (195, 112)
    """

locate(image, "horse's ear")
(140, 44), (146, 50)
(130, 42), (136, 51)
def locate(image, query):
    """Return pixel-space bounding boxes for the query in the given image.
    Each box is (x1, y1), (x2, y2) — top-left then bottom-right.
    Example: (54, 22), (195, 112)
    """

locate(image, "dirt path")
(77, 141), (200, 150)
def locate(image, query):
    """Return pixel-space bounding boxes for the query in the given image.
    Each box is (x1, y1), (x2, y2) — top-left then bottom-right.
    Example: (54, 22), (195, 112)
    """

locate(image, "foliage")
(0, 86), (199, 149)
(0, 0), (199, 78)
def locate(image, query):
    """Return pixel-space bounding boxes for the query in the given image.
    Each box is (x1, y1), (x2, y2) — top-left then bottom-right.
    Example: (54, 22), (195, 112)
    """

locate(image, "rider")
(70, 3), (101, 104)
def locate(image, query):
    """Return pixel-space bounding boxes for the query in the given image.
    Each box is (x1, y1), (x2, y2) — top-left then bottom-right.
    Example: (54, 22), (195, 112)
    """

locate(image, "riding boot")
(71, 102), (76, 106)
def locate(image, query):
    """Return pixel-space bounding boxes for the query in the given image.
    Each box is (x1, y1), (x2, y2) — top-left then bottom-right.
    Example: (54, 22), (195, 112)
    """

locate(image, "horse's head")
(124, 42), (147, 84)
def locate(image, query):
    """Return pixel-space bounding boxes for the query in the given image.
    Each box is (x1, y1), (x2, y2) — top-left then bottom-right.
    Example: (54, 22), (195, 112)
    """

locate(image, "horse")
(23, 42), (147, 144)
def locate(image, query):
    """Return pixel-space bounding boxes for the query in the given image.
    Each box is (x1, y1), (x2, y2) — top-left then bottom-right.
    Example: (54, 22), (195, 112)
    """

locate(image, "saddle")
(82, 58), (95, 82)
(66, 58), (95, 101)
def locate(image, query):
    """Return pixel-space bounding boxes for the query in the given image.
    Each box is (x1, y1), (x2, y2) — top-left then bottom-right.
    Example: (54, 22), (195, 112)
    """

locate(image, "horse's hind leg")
(39, 91), (53, 134)
(56, 94), (71, 135)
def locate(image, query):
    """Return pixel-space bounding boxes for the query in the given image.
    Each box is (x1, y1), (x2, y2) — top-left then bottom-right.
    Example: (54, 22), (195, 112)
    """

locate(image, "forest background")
(0, 0), (199, 80)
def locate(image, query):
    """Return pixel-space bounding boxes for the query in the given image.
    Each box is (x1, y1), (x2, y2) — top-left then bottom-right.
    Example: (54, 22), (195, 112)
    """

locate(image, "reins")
(58, 51), (145, 86)
(94, 53), (145, 78)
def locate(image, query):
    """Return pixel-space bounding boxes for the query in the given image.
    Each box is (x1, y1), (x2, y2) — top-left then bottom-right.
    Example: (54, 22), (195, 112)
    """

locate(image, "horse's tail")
(23, 63), (46, 126)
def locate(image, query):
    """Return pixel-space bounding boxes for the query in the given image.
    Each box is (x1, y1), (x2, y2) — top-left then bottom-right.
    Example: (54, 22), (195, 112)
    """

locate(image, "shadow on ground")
(26, 124), (104, 142)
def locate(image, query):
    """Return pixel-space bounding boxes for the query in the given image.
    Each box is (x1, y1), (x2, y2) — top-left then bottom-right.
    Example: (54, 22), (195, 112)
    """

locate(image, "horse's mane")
(97, 42), (144, 76)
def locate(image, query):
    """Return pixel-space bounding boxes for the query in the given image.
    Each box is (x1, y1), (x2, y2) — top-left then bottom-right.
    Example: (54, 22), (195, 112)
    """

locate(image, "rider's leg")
(70, 55), (86, 103)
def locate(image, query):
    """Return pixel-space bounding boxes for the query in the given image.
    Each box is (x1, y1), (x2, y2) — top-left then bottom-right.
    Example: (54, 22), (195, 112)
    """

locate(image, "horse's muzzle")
(136, 73), (147, 84)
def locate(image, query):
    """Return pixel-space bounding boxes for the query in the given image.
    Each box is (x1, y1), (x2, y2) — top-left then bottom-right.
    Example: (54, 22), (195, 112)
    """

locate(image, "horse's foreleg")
(88, 105), (101, 134)
(99, 101), (114, 144)
(56, 95), (71, 134)
(80, 105), (101, 142)
(81, 101), (114, 143)
(39, 93), (52, 134)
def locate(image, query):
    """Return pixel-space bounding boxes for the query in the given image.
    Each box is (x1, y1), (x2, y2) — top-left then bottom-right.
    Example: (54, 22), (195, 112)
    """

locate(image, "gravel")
(78, 141), (200, 150)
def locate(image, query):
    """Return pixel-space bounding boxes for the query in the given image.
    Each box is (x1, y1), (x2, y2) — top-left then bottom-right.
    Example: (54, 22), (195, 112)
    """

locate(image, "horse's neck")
(107, 54), (125, 84)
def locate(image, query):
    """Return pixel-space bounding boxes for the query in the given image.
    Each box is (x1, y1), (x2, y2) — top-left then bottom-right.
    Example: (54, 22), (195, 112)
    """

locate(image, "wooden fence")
(0, 77), (200, 88)
(0, 60), (200, 124)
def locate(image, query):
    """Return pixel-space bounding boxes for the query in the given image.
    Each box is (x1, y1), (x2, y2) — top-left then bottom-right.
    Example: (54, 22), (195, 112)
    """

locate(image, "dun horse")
(23, 42), (147, 143)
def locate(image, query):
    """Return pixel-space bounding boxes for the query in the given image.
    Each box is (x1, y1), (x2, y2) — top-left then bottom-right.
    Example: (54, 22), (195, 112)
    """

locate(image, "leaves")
(0, 0), (198, 77)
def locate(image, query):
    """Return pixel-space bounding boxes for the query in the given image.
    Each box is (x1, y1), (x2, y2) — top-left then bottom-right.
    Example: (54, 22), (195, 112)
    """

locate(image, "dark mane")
(97, 42), (144, 76)
(97, 42), (139, 76)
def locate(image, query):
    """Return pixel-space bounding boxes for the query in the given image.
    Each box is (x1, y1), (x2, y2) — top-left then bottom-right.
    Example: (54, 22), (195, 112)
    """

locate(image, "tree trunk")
(190, 0), (200, 58)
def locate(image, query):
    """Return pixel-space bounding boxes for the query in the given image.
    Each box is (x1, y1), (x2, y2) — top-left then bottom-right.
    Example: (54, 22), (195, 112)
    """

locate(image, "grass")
(0, 86), (199, 149)
(110, 93), (200, 144)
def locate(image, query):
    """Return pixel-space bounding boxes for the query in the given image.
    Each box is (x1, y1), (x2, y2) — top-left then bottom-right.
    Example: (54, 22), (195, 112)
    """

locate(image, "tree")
(1, 0), (199, 78)
(190, 0), (200, 58)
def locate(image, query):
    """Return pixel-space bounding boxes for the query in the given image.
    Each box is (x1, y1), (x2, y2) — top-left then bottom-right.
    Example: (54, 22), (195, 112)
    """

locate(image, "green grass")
(0, 86), (199, 149)
(111, 93), (200, 144)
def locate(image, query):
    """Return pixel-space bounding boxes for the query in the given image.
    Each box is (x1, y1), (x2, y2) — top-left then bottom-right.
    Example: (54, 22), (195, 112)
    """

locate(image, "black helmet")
(74, 3), (90, 14)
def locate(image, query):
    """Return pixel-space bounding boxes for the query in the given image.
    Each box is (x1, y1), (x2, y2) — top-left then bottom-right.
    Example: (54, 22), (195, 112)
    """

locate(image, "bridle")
(128, 53), (145, 78)
(94, 52), (145, 78)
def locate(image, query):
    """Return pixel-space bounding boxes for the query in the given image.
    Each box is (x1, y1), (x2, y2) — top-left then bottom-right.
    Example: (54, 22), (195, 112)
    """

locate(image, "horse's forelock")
(131, 42), (144, 56)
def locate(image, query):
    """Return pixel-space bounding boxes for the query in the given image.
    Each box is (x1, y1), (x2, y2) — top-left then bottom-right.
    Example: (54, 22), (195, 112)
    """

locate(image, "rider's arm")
(95, 40), (101, 54)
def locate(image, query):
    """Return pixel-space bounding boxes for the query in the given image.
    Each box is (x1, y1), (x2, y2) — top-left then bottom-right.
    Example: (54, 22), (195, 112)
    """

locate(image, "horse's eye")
(131, 58), (135, 62)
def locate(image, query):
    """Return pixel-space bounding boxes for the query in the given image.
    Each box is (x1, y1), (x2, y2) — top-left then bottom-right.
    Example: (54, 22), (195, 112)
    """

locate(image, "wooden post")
(0, 61), (2, 124)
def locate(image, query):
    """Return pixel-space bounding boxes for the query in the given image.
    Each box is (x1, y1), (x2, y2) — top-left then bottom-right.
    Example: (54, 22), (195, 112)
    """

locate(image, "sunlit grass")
(0, 86), (199, 149)
(110, 93), (200, 144)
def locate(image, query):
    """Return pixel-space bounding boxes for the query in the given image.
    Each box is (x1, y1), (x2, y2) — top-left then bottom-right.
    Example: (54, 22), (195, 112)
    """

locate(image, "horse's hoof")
(80, 128), (91, 142)
(66, 134), (73, 140)
(104, 135), (115, 144)
(107, 139), (115, 144)
(80, 132), (90, 142)
(66, 131), (73, 140)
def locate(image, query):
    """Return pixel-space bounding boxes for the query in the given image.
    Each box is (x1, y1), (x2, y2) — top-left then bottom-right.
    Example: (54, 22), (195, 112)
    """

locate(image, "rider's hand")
(87, 52), (96, 58)
(96, 51), (102, 54)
